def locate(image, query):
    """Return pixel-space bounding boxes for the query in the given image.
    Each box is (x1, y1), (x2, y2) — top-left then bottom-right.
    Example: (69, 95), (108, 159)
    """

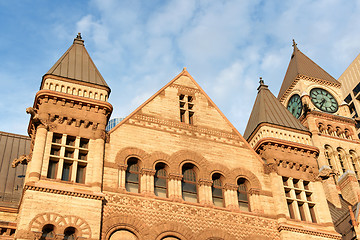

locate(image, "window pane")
(182, 182), (197, 193)
(238, 192), (248, 201)
(182, 192), (197, 202)
(47, 160), (57, 179)
(154, 187), (167, 198)
(126, 172), (139, 183)
(155, 177), (166, 187)
(239, 201), (249, 211)
(213, 197), (223, 207)
(62, 162), (72, 181)
(212, 187), (222, 198)
(76, 165), (86, 183)
(126, 182), (138, 193)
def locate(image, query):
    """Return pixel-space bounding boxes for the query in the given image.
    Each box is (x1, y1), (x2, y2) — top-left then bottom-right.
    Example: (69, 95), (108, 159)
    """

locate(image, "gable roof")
(278, 40), (339, 100)
(0, 131), (29, 208)
(243, 79), (309, 140)
(44, 33), (109, 90)
(108, 68), (264, 163)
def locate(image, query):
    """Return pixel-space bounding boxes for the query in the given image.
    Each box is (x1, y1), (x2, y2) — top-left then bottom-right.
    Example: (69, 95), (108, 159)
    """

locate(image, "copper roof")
(0, 131), (29, 208)
(243, 79), (309, 140)
(278, 40), (339, 100)
(45, 33), (109, 89)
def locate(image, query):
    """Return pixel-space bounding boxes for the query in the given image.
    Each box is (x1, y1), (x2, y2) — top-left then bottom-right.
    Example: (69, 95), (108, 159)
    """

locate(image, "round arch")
(230, 168), (262, 190)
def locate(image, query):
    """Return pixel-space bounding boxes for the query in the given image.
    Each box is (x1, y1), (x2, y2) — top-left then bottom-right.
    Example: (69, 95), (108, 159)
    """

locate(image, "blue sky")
(1, 0), (360, 136)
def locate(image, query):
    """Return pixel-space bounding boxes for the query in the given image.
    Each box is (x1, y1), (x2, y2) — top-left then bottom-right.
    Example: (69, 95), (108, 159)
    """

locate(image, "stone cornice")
(254, 137), (319, 156)
(34, 89), (113, 111)
(300, 110), (355, 125)
(278, 224), (341, 239)
(42, 74), (110, 92)
(24, 184), (104, 200)
(247, 122), (311, 143)
(130, 113), (244, 147)
(280, 74), (341, 102)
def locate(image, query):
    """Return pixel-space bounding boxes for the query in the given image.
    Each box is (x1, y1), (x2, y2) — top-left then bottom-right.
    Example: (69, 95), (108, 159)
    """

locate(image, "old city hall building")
(1, 34), (360, 240)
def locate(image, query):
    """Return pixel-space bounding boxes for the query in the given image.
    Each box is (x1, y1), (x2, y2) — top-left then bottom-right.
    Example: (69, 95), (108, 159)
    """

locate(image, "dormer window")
(179, 94), (194, 124)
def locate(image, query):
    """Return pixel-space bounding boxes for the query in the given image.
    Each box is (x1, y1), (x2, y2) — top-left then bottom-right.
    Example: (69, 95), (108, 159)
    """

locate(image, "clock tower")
(278, 40), (360, 207)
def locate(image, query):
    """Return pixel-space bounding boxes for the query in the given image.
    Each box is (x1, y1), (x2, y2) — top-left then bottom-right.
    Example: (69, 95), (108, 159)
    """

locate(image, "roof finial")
(259, 77), (264, 85)
(292, 39), (298, 49)
(183, 67), (187, 71)
(73, 32), (84, 45)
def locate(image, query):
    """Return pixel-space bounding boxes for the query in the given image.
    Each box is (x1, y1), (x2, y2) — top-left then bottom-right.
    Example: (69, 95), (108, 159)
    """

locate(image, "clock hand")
(320, 99), (326, 108)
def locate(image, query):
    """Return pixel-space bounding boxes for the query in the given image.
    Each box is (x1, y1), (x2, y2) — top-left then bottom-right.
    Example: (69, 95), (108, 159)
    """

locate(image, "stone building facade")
(1, 35), (360, 239)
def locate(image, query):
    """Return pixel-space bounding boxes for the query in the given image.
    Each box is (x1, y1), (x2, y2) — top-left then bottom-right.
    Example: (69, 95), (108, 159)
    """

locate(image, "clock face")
(287, 94), (302, 118)
(310, 88), (338, 113)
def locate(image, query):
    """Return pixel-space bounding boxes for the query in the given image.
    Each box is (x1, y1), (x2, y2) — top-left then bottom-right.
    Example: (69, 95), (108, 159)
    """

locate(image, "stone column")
(117, 164), (127, 191)
(224, 183), (238, 209)
(248, 188), (261, 213)
(168, 174), (183, 201)
(140, 169), (156, 195)
(198, 179), (212, 205)
(27, 126), (48, 183)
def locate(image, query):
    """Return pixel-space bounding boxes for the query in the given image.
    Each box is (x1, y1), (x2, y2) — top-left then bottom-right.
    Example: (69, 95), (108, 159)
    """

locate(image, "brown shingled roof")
(44, 33), (109, 90)
(278, 41), (339, 100)
(243, 79), (309, 140)
(0, 131), (29, 208)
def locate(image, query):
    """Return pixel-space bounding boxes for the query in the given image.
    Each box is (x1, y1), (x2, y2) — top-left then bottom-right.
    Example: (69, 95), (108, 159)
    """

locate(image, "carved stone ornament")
(12, 154), (30, 167)
(264, 163), (278, 174)
(318, 167), (338, 180)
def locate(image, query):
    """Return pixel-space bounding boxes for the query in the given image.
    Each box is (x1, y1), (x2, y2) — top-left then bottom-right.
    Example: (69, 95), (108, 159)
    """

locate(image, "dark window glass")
(76, 165), (86, 183)
(47, 160), (58, 179)
(66, 136), (75, 146)
(345, 94), (352, 103)
(64, 227), (76, 240)
(155, 167), (167, 197)
(62, 162), (72, 181)
(237, 178), (249, 211)
(182, 166), (197, 202)
(126, 159), (140, 193)
(80, 138), (89, 148)
(40, 224), (55, 240)
(52, 134), (62, 144)
(353, 82), (360, 96)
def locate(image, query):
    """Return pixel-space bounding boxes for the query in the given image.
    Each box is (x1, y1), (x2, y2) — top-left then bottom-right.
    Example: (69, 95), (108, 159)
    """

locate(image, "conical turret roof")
(244, 78), (308, 140)
(278, 40), (339, 100)
(44, 33), (109, 90)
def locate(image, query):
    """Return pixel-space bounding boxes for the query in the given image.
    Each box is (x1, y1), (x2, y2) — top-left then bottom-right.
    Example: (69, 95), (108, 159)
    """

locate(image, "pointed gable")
(44, 33), (109, 89)
(109, 68), (256, 152)
(278, 40), (339, 101)
(244, 79), (309, 140)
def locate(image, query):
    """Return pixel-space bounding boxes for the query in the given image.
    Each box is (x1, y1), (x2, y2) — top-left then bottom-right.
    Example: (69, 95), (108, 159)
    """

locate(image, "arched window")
(40, 224), (55, 240)
(161, 237), (181, 240)
(237, 178), (249, 212)
(350, 150), (359, 178)
(182, 164), (197, 202)
(125, 158), (140, 193)
(154, 163), (167, 197)
(324, 145), (334, 169)
(212, 173), (223, 207)
(337, 148), (347, 174)
(63, 227), (76, 240)
(109, 230), (137, 240)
